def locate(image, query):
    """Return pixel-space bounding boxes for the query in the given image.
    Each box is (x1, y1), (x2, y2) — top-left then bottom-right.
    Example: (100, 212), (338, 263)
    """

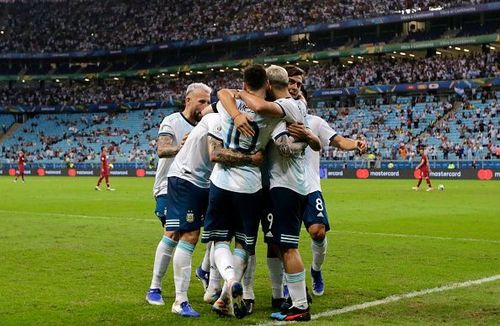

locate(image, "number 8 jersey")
(210, 99), (298, 194)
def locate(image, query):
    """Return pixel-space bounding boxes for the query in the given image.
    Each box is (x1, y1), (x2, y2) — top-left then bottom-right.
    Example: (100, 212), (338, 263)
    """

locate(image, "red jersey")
(100, 152), (109, 175)
(419, 154), (429, 172)
(18, 154), (25, 171)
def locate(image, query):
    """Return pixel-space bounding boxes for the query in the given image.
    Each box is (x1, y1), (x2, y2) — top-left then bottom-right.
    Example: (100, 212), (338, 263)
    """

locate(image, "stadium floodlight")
(169, 74), (175, 77)
(436, 51), (442, 55)
(232, 68), (239, 71)
(391, 56), (395, 59)
(347, 60), (353, 64)
(463, 49), (470, 52)
(55, 79), (60, 83)
(0, 30), (3, 34)
(312, 60), (319, 64)
(197, 71), (203, 74)
(219, 69), (225, 72)
(454, 47), (461, 51)
(489, 46), (495, 50)
(185, 72), (191, 76)
(409, 54), (415, 57)
(113, 77), (119, 80)
(400, 52), (406, 56)
(84, 78), (90, 82)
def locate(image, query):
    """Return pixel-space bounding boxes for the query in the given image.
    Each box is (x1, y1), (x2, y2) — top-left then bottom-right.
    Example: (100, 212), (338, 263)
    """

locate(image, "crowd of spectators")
(0, 0), (489, 53)
(306, 52), (500, 88)
(0, 52), (498, 108)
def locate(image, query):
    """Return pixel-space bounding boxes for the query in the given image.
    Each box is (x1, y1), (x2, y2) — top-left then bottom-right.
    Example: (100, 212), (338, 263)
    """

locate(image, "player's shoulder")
(162, 112), (182, 124)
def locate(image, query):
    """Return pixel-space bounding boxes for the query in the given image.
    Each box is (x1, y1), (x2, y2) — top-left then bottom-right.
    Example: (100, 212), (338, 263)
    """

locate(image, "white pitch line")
(333, 230), (500, 244)
(254, 274), (500, 326)
(0, 209), (154, 223)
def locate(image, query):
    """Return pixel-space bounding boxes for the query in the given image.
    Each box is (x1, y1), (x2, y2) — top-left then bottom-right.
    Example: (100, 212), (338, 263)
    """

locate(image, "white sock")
(207, 240), (222, 293)
(150, 236), (177, 289)
(201, 241), (212, 272)
(311, 238), (327, 271)
(232, 248), (248, 282)
(214, 242), (235, 299)
(243, 254), (256, 300)
(285, 271), (308, 310)
(267, 257), (284, 299)
(173, 240), (195, 303)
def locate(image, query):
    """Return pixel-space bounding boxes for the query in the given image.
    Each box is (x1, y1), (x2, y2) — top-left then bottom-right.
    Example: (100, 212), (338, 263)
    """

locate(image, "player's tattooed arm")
(238, 91), (284, 118)
(286, 122), (321, 151)
(157, 134), (186, 158)
(208, 136), (263, 167)
(274, 134), (308, 157)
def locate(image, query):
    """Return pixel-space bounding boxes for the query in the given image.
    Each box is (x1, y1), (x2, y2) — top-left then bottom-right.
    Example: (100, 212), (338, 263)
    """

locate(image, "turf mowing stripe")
(333, 230), (500, 244)
(254, 274), (500, 325)
(1, 209), (499, 244)
(0, 209), (154, 223)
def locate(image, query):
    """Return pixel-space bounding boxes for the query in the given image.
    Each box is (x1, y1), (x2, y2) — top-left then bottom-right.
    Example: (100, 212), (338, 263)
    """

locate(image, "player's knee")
(308, 224), (326, 241)
(163, 230), (179, 241)
(180, 230), (200, 245)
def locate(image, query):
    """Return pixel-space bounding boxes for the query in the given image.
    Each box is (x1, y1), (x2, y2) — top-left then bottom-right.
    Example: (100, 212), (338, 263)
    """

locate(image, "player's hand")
(287, 122), (308, 141)
(234, 113), (255, 138)
(250, 150), (264, 166)
(356, 140), (367, 153)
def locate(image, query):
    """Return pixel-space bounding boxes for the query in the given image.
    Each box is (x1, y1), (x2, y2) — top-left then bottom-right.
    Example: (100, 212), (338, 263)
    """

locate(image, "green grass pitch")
(0, 177), (499, 325)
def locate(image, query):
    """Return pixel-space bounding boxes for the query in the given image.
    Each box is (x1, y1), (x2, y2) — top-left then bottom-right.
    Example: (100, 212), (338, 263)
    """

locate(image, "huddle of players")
(144, 64), (367, 321)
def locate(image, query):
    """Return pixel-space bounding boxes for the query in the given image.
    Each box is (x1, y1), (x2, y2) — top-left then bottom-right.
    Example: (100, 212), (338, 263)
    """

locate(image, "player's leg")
(20, 172), (25, 182)
(268, 187), (310, 322)
(105, 175), (114, 191)
(202, 184), (235, 316)
(172, 230), (200, 317)
(96, 175), (104, 190)
(170, 177), (207, 317)
(413, 176), (422, 190)
(233, 190), (262, 317)
(424, 171), (433, 191)
(195, 241), (211, 290)
(146, 194), (178, 305)
(304, 191), (329, 296)
(204, 241), (222, 304)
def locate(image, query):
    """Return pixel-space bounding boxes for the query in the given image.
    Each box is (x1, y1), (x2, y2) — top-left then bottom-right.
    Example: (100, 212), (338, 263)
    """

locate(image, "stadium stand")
(0, 0), (492, 53)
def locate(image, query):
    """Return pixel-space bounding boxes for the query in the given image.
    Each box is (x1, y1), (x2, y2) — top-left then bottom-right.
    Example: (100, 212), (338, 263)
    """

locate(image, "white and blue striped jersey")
(168, 113), (221, 189)
(305, 114), (337, 193)
(210, 98), (300, 194)
(153, 112), (196, 197)
(268, 98), (310, 195)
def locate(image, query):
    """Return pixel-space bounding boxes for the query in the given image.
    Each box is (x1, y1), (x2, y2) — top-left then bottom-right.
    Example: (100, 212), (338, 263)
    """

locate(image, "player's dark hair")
(243, 64), (268, 91)
(284, 65), (305, 77)
(101, 146), (106, 151)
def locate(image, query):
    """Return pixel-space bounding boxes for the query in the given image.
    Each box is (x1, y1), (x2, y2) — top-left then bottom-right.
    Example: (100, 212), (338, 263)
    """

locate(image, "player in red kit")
(13, 151), (26, 183)
(413, 145), (433, 191)
(95, 146), (115, 191)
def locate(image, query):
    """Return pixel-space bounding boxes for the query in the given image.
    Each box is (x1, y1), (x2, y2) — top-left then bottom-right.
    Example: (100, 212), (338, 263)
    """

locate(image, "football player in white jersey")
(236, 65), (321, 322)
(165, 112), (263, 317)
(285, 66), (367, 297)
(203, 65), (304, 318)
(145, 83), (211, 306)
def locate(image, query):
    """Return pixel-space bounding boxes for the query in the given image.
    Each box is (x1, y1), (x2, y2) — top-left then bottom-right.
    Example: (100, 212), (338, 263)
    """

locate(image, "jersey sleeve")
(275, 98), (304, 124)
(158, 117), (175, 137)
(207, 115), (223, 142)
(271, 120), (288, 141)
(318, 118), (337, 147)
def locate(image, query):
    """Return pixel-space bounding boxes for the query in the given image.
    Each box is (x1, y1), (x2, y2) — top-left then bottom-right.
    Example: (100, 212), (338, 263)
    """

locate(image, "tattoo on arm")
(157, 135), (179, 158)
(275, 134), (307, 157)
(208, 136), (252, 166)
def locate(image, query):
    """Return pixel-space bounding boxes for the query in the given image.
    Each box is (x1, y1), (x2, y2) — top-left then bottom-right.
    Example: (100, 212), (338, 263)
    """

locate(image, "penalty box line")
(253, 274), (500, 326)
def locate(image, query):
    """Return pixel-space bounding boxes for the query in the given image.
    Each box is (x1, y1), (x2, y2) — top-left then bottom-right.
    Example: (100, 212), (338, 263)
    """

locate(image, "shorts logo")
(186, 211), (194, 223)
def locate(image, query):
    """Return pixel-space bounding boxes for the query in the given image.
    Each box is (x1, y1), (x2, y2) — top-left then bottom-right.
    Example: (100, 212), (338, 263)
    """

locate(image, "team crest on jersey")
(186, 211), (194, 223)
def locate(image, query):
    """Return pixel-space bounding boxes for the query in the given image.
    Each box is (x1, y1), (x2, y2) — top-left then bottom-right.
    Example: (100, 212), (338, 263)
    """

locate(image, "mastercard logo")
(136, 169), (146, 177)
(477, 169), (493, 180)
(37, 168), (45, 176)
(8, 168), (16, 176)
(68, 168), (77, 177)
(356, 169), (369, 179)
